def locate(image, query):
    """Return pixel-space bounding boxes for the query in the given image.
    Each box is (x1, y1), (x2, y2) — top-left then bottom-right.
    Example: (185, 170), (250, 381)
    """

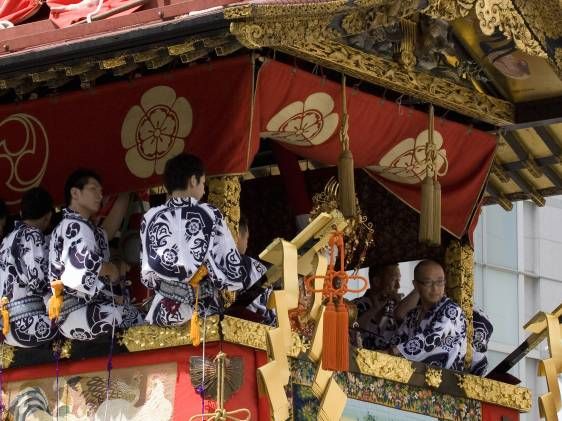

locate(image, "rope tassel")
(1, 298), (9, 336)
(189, 265), (208, 347)
(418, 104), (441, 246)
(335, 301), (349, 371)
(337, 73), (356, 219)
(48, 281), (64, 321)
(322, 300), (338, 371)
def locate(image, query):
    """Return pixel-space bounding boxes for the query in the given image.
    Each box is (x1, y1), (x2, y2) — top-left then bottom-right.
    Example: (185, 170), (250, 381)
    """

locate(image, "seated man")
(352, 264), (402, 349)
(235, 215), (275, 325)
(391, 260), (467, 371)
(471, 307), (493, 375)
(0, 188), (58, 347)
(140, 154), (267, 326)
(49, 170), (144, 340)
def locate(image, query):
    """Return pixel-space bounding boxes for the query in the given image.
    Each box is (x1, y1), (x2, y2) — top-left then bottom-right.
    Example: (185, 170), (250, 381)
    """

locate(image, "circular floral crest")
(368, 129), (448, 184)
(261, 92), (339, 146)
(122, 86), (193, 178)
(162, 247), (179, 266)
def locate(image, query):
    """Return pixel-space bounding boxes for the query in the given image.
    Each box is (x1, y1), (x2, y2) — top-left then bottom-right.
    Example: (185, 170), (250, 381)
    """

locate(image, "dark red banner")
(256, 60), (496, 238)
(0, 55), (258, 208)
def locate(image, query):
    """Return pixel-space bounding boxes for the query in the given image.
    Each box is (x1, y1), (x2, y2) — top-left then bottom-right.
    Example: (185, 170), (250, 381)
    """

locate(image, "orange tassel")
(48, 281), (64, 321)
(189, 265), (207, 347)
(1, 297), (9, 336)
(189, 265), (208, 287)
(190, 305), (201, 347)
(336, 301), (349, 371)
(322, 300), (338, 371)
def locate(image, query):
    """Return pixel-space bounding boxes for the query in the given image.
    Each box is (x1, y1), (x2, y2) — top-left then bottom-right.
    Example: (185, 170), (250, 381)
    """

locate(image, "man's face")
(414, 263), (446, 307)
(381, 265), (401, 295)
(72, 178), (103, 215)
(190, 174), (206, 201)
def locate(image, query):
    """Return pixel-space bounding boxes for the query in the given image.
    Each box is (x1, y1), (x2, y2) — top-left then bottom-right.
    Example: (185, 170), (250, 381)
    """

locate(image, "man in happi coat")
(352, 264), (402, 349)
(0, 188), (58, 347)
(233, 215), (275, 325)
(49, 170), (144, 340)
(391, 260), (467, 370)
(140, 153), (268, 326)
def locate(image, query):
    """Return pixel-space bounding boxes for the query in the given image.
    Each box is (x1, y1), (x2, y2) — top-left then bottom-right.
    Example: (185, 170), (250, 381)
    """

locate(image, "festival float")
(0, 0), (561, 420)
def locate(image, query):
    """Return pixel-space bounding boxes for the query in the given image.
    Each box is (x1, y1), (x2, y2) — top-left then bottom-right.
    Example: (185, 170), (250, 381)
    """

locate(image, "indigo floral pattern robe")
(49, 208), (143, 340)
(393, 296), (467, 370)
(140, 197), (271, 326)
(0, 222), (57, 347)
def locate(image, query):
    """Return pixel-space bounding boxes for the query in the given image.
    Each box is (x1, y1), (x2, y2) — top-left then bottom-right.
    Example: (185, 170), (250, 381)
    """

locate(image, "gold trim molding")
(444, 239), (475, 370)
(121, 316), (220, 352)
(355, 349), (415, 384)
(221, 315), (270, 351)
(224, 0), (347, 21)
(207, 176), (242, 239)
(229, 19), (514, 125)
(425, 367), (443, 388)
(456, 373), (532, 411)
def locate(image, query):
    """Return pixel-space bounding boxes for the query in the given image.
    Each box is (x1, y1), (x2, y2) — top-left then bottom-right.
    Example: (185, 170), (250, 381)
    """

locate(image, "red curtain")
(0, 55), (259, 208)
(256, 60), (496, 238)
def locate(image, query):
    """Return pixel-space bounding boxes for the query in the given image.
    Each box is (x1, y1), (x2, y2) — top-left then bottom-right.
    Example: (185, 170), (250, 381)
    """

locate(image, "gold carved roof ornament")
(474, 0), (547, 60)
(309, 177), (374, 271)
(423, 0), (477, 21)
(228, 6), (514, 125)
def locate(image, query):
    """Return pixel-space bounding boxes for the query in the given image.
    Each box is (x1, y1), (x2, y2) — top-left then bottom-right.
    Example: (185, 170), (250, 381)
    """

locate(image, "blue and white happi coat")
(393, 296), (467, 371)
(140, 197), (272, 326)
(49, 208), (143, 341)
(471, 307), (493, 375)
(0, 222), (58, 347)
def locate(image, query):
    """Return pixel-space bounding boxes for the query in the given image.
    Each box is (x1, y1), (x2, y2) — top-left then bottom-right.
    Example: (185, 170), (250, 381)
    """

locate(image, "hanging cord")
(54, 344), (60, 421)
(337, 73), (357, 219)
(86, 0), (105, 23)
(103, 278), (118, 421)
(0, 343), (4, 418)
(200, 312), (208, 418)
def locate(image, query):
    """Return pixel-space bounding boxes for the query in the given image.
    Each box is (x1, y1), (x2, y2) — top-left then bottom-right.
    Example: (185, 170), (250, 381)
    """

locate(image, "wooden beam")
(509, 96), (562, 130)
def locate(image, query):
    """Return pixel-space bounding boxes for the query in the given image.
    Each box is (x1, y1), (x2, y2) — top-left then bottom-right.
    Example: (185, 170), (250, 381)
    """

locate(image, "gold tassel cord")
(418, 104), (441, 246)
(48, 280), (64, 321)
(337, 73), (356, 219)
(1, 297), (9, 336)
(189, 265), (209, 347)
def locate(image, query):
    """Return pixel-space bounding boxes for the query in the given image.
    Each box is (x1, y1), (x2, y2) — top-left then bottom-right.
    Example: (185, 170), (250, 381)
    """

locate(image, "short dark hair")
(164, 153), (205, 193)
(369, 263), (398, 283)
(414, 259), (443, 281)
(239, 214), (249, 234)
(64, 169), (102, 207)
(21, 187), (53, 220)
(0, 199), (6, 220)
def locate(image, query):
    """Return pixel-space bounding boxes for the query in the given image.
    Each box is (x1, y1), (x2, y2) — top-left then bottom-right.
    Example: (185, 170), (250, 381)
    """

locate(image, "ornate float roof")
(1, 0), (561, 207)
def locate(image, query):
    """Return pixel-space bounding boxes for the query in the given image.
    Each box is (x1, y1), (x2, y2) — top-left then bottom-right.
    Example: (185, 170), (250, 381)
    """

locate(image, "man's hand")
(100, 262), (120, 284)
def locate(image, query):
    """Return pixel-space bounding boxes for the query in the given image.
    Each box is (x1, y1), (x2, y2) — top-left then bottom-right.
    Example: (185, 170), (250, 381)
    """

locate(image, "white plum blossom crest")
(122, 86), (192, 178)
(261, 92), (339, 146)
